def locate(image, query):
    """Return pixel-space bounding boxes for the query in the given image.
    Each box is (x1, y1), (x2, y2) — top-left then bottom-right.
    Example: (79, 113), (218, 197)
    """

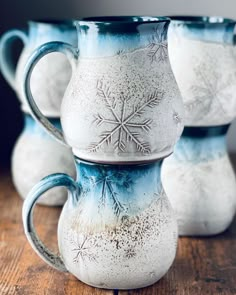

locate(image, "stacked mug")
(0, 20), (77, 205)
(162, 16), (236, 236)
(20, 17), (185, 289)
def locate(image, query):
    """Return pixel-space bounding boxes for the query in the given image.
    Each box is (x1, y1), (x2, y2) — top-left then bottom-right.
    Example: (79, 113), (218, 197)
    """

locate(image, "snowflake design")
(173, 112), (182, 124)
(147, 26), (168, 63)
(124, 248), (137, 259)
(71, 235), (97, 264)
(88, 80), (163, 154)
(186, 62), (232, 120)
(90, 169), (128, 217)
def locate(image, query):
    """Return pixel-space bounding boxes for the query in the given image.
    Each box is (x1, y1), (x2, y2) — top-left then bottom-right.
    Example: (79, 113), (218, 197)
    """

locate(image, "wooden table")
(1, 163), (236, 295)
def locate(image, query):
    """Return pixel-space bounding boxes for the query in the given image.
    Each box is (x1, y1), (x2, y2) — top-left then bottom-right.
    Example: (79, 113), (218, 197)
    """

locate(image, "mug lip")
(168, 15), (236, 24)
(28, 19), (75, 27)
(77, 16), (170, 26)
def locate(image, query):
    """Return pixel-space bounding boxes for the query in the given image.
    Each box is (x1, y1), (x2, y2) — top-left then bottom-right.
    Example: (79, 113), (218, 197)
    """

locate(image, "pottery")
(162, 125), (236, 236)
(0, 20), (77, 116)
(13, 114), (76, 206)
(23, 158), (178, 289)
(168, 16), (236, 126)
(22, 16), (184, 164)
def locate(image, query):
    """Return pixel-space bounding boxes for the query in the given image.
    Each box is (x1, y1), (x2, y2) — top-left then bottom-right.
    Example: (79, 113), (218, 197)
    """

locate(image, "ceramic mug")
(168, 16), (236, 126)
(162, 125), (236, 236)
(0, 19), (77, 116)
(23, 158), (178, 289)
(12, 113), (76, 206)
(22, 16), (184, 164)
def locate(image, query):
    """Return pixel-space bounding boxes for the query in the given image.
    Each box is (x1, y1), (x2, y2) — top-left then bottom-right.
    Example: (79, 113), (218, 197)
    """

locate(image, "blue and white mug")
(22, 16), (184, 164)
(23, 158), (177, 289)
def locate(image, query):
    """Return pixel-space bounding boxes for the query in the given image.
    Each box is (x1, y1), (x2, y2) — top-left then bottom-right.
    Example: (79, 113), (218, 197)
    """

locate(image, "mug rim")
(77, 16), (170, 26)
(28, 19), (75, 27)
(168, 15), (236, 24)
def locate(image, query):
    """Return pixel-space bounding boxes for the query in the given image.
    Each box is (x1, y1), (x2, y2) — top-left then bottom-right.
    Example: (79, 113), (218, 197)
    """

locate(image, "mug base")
(72, 149), (173, 165)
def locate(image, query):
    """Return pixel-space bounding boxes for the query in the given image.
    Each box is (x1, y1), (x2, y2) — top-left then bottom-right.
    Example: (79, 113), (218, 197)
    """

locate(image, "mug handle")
(0, 29), (28, 90)
(22, 41), (79, 146)
(22, 173), (79, 272)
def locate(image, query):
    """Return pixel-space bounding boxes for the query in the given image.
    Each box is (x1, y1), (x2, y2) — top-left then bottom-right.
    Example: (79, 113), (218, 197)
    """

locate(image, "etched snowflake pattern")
(90, 169), (128, 217)
(173, 112), (182, 124)
(147, 26), (168, 63)
(186, 62), (232, 120)
(71, 235), (97, 264)
(88, 80), (163, 154)
(124, 248), (137, 259)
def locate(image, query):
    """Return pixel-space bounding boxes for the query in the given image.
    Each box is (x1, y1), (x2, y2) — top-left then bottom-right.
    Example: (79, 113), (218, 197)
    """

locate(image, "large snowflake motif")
(186, 62), (231, 119)
(147, 26), (168, 63)
(71, 235), (97, 264)
(88, 80), (163, 154)
(90, 169), (130, 217)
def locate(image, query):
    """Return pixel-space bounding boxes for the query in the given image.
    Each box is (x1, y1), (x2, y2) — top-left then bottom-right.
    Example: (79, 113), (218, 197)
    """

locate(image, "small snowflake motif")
(147, 26), (168, 63)
(124, 248), (137, 259)
(173, 112), (182, 124)
(88, 80), (163, 154)
(72, 236), (97, 264)
(187, 61), (231, 119)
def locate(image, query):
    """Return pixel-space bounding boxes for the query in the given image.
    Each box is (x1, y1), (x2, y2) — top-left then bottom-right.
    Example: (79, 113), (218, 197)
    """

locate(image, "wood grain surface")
(0, 156), (236, 294)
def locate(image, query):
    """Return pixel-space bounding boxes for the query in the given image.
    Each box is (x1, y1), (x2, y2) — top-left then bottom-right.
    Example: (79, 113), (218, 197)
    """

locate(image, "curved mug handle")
(22, 41), (78, 146)
(22, 173), (79, 272)
(0, 28), (28, 90)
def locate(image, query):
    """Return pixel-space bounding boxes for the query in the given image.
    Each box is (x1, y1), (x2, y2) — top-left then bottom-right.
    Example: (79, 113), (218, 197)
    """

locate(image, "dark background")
(1, 0), (236, 168)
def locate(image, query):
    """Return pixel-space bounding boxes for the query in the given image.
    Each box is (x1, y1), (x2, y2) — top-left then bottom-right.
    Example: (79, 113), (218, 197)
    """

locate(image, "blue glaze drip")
(75, 16), (170, 57)
(74, 158), (163, 205)
(172, 125), (229, 163)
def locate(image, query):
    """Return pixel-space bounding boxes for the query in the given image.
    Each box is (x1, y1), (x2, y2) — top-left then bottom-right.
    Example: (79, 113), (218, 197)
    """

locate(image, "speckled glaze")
(13, 114), (76, 206)
(23, 16), (184, 163)
(162, 125), (236, 236)
(22, 158), (178, 289)
(168, 16), (236, 126)
(0, 20), (77, 116)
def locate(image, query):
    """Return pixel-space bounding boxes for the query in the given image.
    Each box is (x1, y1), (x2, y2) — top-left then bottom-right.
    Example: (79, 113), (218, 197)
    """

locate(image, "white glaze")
(168, 27), (236, 126)
(12, 127), (76, 206)
(58, 190), (177, 289)
(61, 46), (184, 162)
(162, 149), (236, 236)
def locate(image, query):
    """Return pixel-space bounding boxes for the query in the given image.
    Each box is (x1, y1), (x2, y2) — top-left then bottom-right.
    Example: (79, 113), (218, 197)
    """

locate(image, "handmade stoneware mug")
(0, 19), (77, 116)
(162, 125), (236, 236)
(168, 16), (236, 126)
(12, 114), (75, 206)
(22, 16), (184, 164)
(23, 158), (177, 289)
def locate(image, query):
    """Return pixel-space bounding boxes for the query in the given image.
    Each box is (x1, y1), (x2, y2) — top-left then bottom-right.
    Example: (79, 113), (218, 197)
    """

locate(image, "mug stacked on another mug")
(21, 17), (185, 289)
(162, 16), (236, 236)
(0, 20), (77, 205)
